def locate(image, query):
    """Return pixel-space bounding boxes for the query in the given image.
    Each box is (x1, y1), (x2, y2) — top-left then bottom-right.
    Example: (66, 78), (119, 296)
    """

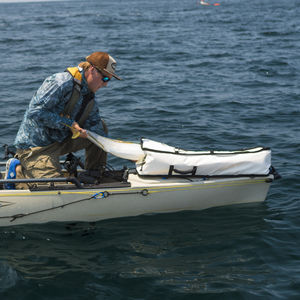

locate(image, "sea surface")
(0, 0), (299, 298)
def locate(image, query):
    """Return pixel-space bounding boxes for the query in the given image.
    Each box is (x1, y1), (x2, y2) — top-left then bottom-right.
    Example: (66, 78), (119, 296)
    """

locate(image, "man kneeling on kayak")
(9, 51), (121, 189)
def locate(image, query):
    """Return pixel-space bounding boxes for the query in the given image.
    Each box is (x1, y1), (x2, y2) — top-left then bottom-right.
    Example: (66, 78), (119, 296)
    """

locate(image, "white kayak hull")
(0, 174), (273, 227)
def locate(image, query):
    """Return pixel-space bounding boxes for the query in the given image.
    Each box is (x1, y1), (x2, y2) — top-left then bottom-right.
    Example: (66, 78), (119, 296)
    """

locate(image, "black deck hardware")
(0, 177), (83, 189)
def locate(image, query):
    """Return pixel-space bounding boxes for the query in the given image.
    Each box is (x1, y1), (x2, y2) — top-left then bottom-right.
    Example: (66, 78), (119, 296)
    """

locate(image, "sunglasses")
(93, 65), (111, 83)
(101, 74), (110, 83)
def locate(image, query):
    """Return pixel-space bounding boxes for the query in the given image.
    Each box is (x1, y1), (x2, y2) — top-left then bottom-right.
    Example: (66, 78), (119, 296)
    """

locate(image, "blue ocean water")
(0, 0), (299, 298)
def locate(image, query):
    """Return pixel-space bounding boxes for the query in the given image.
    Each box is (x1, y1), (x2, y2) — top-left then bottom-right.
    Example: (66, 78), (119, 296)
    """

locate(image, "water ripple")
(0, 0), (299, 298)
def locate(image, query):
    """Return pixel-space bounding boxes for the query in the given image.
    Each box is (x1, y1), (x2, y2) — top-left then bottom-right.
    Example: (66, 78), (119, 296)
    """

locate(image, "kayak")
(0, 171), (275, 227)
(0, 135), (280, 227)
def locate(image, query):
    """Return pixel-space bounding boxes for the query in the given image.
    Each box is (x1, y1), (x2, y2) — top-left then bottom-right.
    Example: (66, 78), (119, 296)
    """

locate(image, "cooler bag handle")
(168, 165), (197, 176)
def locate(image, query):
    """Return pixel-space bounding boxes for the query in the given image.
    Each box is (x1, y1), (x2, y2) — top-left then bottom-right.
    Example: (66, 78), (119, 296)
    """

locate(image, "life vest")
(62, 67), (95, 127)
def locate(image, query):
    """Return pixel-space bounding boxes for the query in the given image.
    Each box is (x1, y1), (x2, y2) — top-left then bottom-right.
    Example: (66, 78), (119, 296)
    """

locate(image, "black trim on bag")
(142, 147), (270, 155)
(140, 139), (270, 156)
(137, 165), (280, 180)
(138, 173), (271, 179)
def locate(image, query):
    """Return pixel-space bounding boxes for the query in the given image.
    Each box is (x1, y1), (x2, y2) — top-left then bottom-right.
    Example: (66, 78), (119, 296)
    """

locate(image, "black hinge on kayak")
(269, 166), (281, 180)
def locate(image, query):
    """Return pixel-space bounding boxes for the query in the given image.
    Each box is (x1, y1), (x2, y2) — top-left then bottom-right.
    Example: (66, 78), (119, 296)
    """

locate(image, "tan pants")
(16, 137), (106, 189)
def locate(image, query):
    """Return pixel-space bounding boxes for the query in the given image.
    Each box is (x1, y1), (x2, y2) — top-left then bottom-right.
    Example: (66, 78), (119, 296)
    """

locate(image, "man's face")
(86, 66), (112, 93)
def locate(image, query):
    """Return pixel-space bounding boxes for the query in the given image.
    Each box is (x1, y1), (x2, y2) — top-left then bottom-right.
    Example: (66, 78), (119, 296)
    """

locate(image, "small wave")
(0, 38), (28, 44)
(0, 263), (19, 292)
(260, 31), (298, 37)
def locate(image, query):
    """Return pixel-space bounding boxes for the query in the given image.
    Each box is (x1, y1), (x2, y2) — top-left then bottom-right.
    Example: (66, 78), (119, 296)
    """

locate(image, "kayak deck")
(0, 159), (277, 227)
(0, 172), (273, 227)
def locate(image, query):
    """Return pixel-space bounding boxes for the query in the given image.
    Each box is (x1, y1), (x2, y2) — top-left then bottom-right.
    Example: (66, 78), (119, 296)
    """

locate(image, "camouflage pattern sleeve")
(27, 72), (75, 129)
(14, 72), (75, 148)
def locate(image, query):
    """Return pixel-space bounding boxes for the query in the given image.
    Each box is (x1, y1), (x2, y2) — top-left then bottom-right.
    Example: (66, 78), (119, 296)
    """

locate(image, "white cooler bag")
(136, 139), (271, 177)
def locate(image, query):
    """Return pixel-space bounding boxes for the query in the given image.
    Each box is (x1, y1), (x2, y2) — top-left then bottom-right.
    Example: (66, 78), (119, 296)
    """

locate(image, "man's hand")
(71, 122), (88, 139)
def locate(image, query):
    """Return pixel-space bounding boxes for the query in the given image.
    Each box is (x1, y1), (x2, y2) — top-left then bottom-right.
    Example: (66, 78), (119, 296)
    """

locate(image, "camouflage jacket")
(14, 67), (106, 149)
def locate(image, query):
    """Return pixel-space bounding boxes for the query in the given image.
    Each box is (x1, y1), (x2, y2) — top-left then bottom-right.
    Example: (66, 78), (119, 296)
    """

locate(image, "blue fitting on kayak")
(4, 158), (21, 190)
(92, 192), (105, 199)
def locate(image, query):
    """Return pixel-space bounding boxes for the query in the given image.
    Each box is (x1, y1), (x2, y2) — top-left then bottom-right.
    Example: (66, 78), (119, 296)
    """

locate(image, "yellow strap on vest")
(66, 67), (82, 83)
